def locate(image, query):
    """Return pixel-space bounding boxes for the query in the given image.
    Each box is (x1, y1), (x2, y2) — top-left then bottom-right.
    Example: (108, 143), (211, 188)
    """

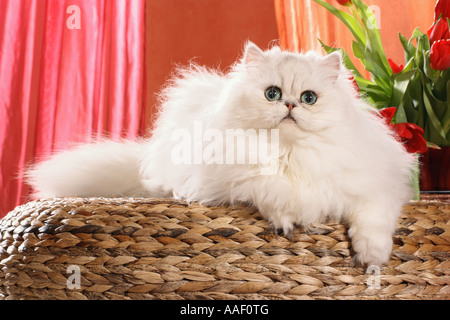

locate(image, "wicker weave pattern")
(0, 198), (448, 300)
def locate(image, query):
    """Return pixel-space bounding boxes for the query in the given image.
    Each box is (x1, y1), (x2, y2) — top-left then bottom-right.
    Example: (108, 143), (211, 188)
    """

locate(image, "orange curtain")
(274, 0), (435, 78)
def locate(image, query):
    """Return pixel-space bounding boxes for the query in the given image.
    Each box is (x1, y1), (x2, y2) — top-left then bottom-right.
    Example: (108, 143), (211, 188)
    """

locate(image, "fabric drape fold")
(0, 0), (146, 217)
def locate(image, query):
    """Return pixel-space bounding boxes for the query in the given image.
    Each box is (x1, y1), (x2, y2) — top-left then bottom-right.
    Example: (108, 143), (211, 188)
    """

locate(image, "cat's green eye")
(265, 86), (282, 102)
(300, 90), (317, 105)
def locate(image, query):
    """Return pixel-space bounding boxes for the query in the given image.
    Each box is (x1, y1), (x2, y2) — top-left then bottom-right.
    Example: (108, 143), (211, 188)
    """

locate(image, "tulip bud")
(388, 59), (404, 74)
(434, 0), (450, 21)
(336, 0), (352, 6)
(427, 17), (450, 45)
(430, 39), (450, 70)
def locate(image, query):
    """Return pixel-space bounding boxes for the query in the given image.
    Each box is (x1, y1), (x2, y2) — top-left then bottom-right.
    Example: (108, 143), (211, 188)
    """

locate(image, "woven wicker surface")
(0, 197), (448, 300)
(420, 193), (450, 203)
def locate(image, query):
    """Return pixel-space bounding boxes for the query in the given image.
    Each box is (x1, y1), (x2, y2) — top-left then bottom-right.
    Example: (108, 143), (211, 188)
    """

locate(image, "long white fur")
(27, 42), (416, 266)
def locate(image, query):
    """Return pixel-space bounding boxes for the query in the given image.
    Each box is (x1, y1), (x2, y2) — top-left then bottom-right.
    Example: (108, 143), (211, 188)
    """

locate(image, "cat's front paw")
(268, 218), (294, 239)
(349, 228), (393, 267)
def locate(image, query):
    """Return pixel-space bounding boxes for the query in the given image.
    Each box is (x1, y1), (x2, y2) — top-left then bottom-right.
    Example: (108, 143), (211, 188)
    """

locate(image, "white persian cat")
(27, 42), (416, 266)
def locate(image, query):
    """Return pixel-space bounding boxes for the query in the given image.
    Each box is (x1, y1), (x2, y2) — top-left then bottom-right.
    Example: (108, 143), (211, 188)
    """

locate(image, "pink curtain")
(0, 0), (146, 217)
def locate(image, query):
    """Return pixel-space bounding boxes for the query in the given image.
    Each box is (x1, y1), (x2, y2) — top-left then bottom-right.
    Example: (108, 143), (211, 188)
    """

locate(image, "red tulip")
(388, 59), (404, 74)
(427, 17), (450, 44)
(379, 107), (397, 125)
(348, 75), (359, 95)
(336, 0), (352, 6)
(430, 39), (450, 70)
(394, 123), (428, 154)
(434, 0), (450, 21)
(378, 107), (428, 154)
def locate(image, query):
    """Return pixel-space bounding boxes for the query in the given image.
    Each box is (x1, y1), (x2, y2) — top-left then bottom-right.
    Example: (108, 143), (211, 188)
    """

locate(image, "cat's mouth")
(282, 112), (296, 123)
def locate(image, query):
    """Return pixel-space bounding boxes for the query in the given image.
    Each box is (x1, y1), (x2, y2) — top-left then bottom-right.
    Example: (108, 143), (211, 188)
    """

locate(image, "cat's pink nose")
(285, 102), (297, 110)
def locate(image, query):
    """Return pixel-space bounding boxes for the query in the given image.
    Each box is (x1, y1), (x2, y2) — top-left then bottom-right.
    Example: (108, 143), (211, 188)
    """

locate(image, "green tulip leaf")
(313, 0), (367, 45)
(318, 39), (363, 78)
(391, 69), (418, 123)
(399, 33), (416, 61)
(423, 85), (447, 142)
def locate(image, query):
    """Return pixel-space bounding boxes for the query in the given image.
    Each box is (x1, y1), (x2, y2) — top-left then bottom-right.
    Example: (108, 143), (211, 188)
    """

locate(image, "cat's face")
(231, 42), (354, 142)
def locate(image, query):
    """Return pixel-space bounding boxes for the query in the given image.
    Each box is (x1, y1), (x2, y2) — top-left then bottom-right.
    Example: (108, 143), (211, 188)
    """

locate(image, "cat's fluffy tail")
(26, 140), (148, 198)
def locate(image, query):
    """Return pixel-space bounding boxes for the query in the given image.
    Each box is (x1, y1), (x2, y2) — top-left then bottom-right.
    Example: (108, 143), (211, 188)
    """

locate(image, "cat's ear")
(242, 41), (265, 65)
(322, 51), (343, 82)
